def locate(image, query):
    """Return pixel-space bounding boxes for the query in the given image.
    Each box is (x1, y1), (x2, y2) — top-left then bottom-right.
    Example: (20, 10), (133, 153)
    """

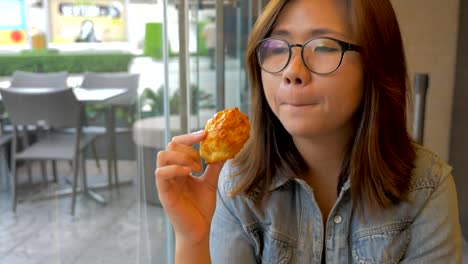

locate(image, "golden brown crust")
(200, 107), (251, 163)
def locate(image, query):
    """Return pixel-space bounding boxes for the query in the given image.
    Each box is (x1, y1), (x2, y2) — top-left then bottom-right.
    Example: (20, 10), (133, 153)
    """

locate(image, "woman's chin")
(282, 122), (328, 139)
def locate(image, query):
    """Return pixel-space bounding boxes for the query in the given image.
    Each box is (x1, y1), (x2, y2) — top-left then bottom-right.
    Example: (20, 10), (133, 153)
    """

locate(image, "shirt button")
(334, 215), (342, 224)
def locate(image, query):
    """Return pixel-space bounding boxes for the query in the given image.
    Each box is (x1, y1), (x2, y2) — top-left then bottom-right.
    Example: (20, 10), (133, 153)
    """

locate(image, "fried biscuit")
(200, 107), (250, 163)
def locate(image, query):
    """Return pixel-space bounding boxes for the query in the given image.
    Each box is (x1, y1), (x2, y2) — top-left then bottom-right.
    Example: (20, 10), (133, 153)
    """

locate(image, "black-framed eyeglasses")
(256, 37), (362, 75)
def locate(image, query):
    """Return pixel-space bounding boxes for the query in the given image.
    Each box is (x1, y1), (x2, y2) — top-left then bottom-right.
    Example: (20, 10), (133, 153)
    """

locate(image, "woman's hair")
(231, 0), (416, 213)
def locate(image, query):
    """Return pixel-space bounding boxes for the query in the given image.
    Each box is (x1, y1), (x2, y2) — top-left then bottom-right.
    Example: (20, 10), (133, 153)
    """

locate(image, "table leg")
(106, 107), (113, 190)
(110, 106), (119, 190)
(80, 152), (107, 204)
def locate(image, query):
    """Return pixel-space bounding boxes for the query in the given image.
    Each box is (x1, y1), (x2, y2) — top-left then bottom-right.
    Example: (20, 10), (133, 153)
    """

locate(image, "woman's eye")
(269, 47), (288, 55)
(314, 46), (339, 53)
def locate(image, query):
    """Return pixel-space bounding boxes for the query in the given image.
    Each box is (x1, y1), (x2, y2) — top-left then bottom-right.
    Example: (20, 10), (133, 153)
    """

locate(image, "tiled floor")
(0, 160), (168, 264)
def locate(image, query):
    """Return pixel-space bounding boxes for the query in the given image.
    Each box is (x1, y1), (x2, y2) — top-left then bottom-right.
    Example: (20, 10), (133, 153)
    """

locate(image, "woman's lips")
(279, 103), (321, 113)
(280, 101), (321, 107)
(286, 103), (318, 106)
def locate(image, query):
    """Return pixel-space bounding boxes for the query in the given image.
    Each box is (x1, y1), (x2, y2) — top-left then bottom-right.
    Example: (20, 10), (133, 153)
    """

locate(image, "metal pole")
(236, 3), (242, 109)
(184, 0), (191, 132)
(179, 0), (189, 133)
(162, 0), (174, 263)
(194, 3), (200, 127)
(413, 73), (429, 145)
(216, 0), (225, 111)
(247, 0), (253, 35)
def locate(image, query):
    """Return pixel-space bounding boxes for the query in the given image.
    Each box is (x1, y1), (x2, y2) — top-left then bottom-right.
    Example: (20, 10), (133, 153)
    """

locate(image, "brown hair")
(231, 0), (416, 213)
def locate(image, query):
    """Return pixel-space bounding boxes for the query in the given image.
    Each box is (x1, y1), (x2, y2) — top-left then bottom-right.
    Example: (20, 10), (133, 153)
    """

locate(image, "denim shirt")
(210, 145), (463, 263)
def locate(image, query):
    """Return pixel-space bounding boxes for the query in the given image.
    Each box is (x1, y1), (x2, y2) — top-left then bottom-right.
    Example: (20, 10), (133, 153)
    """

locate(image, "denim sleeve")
(401, 172), (462, 264)
(209, 181), (257, 263)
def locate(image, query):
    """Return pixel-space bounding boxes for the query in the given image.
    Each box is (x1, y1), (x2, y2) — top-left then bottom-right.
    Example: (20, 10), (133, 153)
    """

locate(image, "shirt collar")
(268, 172), (352, 192)
(341, 176), (351, 191)
(268, 173), (291, 191)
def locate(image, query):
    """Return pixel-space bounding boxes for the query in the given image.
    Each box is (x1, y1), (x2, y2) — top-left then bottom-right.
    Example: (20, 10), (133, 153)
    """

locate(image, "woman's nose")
(282, 49), (311, 86)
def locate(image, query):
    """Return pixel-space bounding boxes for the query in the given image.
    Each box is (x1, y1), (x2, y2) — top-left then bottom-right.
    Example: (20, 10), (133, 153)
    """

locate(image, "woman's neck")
(293, 124), (354, 221)
(293, 124), (353, 185)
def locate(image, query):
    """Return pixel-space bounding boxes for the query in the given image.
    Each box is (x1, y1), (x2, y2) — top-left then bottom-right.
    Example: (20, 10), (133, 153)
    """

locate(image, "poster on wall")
(0, 0), (27, 45)
(48, 0), (127, 43)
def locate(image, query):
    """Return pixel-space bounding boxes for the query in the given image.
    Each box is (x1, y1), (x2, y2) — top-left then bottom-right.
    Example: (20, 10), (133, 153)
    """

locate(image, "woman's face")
(261, 0), (364, 140)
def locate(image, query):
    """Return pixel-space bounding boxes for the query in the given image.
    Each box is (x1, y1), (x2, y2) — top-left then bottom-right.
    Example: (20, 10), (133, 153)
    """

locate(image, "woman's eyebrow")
(270, 29), (291, 37)
(270, 27), (349, 39)
(308, 28), (348, 38)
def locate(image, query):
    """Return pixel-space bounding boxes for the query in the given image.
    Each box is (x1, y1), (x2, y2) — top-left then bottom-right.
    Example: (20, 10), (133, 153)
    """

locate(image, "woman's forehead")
(272, 0), (352, 40)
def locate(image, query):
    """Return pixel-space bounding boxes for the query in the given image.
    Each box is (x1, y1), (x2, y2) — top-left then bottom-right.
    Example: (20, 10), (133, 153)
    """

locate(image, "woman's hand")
(155, 130), (224, 245)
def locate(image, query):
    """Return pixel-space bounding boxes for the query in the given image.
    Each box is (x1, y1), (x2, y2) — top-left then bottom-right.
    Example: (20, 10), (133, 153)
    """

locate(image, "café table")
(0, 87), (129, 204)
(0, 87), (126, 102)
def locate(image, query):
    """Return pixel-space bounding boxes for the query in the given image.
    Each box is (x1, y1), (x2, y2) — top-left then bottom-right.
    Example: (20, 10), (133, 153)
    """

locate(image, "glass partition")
(0, 0), (261, 263)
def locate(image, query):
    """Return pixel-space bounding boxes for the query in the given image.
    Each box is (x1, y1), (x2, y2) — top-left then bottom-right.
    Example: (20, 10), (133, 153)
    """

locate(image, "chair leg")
(0, 150), (9, 192)
(113, 155), (119, 190)
(91, 141), (101, 173)
(40, 161), (47, 184)
(71, 155), (80, 216)
(27, 161), (32, 184)
(105, 108), (113, 190)
(52, 161), (58, 183)
(111, 107), (119, 190)
(10, 128), (18, 212)
(11, 159), (17, 213)
(107, 156), (112, 190)
(21, 127), (33, 184)
(81, 153), (88, 192)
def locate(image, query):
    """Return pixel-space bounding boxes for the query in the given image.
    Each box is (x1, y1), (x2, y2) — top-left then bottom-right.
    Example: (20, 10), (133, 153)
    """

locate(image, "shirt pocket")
(249, 226), (294, 264)
(351, 220), (411, 264)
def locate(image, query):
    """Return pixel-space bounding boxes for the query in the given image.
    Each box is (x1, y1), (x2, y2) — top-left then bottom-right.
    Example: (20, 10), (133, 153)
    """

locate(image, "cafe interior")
(0, 0), (467, 263)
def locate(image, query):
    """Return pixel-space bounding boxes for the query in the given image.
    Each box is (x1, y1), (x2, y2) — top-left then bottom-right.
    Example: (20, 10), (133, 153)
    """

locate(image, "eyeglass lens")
(257, 38), (343, 74)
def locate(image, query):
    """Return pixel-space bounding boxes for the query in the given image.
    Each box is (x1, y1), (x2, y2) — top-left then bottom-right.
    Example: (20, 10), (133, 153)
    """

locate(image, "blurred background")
(0, 0), (466, 263)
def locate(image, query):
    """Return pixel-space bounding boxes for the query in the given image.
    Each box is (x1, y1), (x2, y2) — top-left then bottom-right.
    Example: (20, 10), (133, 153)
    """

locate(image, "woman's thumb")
(202, 162), (225, 190)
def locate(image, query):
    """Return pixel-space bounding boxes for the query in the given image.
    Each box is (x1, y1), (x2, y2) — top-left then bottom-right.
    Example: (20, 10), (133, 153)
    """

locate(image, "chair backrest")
(0, 134), (11, 147)
(0, 88), (81, 128)
(81, 72), (139, 105)
(10, 71), (68, 89)
(81, 72), (139, 90)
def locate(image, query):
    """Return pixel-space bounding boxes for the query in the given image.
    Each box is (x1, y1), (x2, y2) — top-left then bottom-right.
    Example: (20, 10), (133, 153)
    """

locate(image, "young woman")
(156, 0), (463, 263)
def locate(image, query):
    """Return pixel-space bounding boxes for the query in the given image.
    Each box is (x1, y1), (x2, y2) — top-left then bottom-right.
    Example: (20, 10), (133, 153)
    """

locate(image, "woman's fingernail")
(193, 130), (205, 135)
